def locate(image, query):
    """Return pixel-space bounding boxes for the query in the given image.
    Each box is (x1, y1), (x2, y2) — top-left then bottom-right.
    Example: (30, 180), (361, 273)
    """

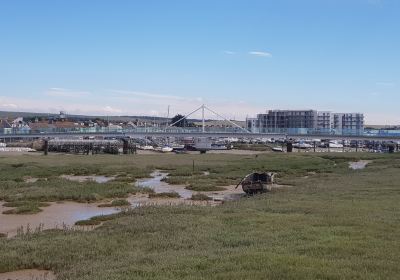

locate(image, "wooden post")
(43, 139), (48, 156)
(313, 141), (316, 153)
(122, 139), (128, 155)
(192, 160), (195, 173)
(287, 142), (293, 153)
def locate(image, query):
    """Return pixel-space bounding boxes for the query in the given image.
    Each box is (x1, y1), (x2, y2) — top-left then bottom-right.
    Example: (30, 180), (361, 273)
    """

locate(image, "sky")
(0, 0), (399, 124)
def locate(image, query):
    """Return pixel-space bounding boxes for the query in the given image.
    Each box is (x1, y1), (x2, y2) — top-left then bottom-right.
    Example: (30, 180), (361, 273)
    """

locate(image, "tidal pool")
(0, 171), (246, 238)
(0, 201), (118, 237)
(136, 171), (245, 201)
(349, 160), (371, 170)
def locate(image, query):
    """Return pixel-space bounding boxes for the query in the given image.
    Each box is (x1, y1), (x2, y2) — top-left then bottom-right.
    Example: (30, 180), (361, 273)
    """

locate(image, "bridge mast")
(202, 104), (205, 133)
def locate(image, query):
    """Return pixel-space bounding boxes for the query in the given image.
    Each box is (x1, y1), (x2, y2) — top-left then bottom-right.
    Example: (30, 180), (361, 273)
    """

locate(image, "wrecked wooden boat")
(236, 172), (276, 194)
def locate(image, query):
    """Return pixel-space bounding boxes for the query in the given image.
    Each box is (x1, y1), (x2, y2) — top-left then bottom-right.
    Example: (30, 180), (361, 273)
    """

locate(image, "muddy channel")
(0, 171), (246, 238)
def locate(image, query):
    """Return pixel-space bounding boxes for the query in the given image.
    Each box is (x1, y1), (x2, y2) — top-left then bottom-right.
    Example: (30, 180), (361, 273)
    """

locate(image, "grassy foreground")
(0, 152), (400, 279)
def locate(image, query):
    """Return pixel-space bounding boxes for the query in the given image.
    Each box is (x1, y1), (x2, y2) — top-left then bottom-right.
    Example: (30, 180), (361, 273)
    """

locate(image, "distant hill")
(0, 110), (225, 124)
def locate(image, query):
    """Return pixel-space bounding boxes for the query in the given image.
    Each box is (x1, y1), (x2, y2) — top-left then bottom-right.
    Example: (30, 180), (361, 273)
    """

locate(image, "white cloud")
(45, 87), (91, 98)
(223, 50), (236, 55)
(1, 90), (265, 121)
(249, 51), (272, 57)
(1, 90), (399, 124)
(365, 112), (399, 125)
(103, 106), (122, 114)
(97, 90), (266, 120)
(149, 110), (159, 116)
(0, 103), (18, 109)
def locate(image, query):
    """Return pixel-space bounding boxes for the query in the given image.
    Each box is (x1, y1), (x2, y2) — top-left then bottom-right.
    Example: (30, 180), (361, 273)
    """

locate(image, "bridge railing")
(1, 127), (400, 138)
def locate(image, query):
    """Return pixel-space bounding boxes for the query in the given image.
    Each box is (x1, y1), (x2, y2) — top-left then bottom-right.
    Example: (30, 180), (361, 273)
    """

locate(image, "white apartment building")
(247, 110), (364, 134)
(317, 111), (333, 129)
(333, 113), (364, 131)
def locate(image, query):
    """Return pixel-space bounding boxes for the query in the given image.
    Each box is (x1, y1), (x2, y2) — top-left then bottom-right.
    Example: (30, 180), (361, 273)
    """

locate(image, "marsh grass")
(75, 211), (128, 226)
(2, 201), (50, 214)
(0, 153), (399, 279)
(233, 143), (273, 151)
(138, 187), (155, 194)
(148, 192), (181, 199)
(0, 178), (140, 207)
(185, 184), (226, 192)
(75, 219), (102, 226)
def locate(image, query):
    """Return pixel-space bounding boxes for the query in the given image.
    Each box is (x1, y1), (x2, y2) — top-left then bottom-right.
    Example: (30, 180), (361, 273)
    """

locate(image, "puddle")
(24, 177), (39, 183)
(0, 269), (55, 280)
(60, 175), (115, 183)
(135, 171), (245, 202)
(0, 201), (118, 238)
(198, 184), (248, 201)
(303, 171), (317, 179)
(349, 160), (371, 170)
(135, 172), (194, 199)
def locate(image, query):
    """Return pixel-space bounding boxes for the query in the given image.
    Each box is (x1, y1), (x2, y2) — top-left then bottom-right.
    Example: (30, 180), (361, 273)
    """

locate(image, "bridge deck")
(1, 131), (400, 142)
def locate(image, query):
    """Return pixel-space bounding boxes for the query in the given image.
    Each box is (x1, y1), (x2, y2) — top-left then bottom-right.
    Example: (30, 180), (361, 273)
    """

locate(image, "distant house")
(28, 121), (55, 132)
(10, 117), (31, 134)
(53, 121), (84, 130)
(28, 121), (84, 133)
(0, 119), (12, 134)
(11, 117), (24, 127)
(107, 123), (123, 132)
(122, 121), (137, 130)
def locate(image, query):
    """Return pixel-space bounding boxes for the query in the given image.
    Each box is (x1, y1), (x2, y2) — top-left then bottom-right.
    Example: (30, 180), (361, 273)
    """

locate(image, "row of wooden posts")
(43, 139), (137, 155)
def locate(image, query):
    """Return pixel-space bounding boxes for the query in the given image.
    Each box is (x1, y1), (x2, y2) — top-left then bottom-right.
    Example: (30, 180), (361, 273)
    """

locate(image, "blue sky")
(0, 0), (399, 124)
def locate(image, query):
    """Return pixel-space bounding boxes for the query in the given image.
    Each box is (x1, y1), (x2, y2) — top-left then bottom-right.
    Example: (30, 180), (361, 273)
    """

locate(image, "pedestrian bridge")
(1, 127), (400, 142)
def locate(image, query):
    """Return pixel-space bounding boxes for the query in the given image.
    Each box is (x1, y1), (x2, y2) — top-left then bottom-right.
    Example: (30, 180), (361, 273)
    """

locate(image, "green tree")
(171, 114), (188, 127)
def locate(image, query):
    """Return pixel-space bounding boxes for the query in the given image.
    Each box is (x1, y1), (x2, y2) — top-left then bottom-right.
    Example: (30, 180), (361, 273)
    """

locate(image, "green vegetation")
(148, 192), (181, 199)
(75, 212), (127, 226)
(138, 187), (155, 194)
(186, 184), (226, 192)
(74, 219), (101, 226)
(0, 152), (400, 279)
(2, 201), (50, 214)
(0, 155), (155, 209)
(233, 143), (274, 151)
(190, 193), (212, 201)
(0, 178), (140, 205)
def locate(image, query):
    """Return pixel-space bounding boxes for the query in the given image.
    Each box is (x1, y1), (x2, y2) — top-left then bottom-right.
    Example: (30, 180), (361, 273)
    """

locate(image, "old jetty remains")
(45, 139), (136, 155)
